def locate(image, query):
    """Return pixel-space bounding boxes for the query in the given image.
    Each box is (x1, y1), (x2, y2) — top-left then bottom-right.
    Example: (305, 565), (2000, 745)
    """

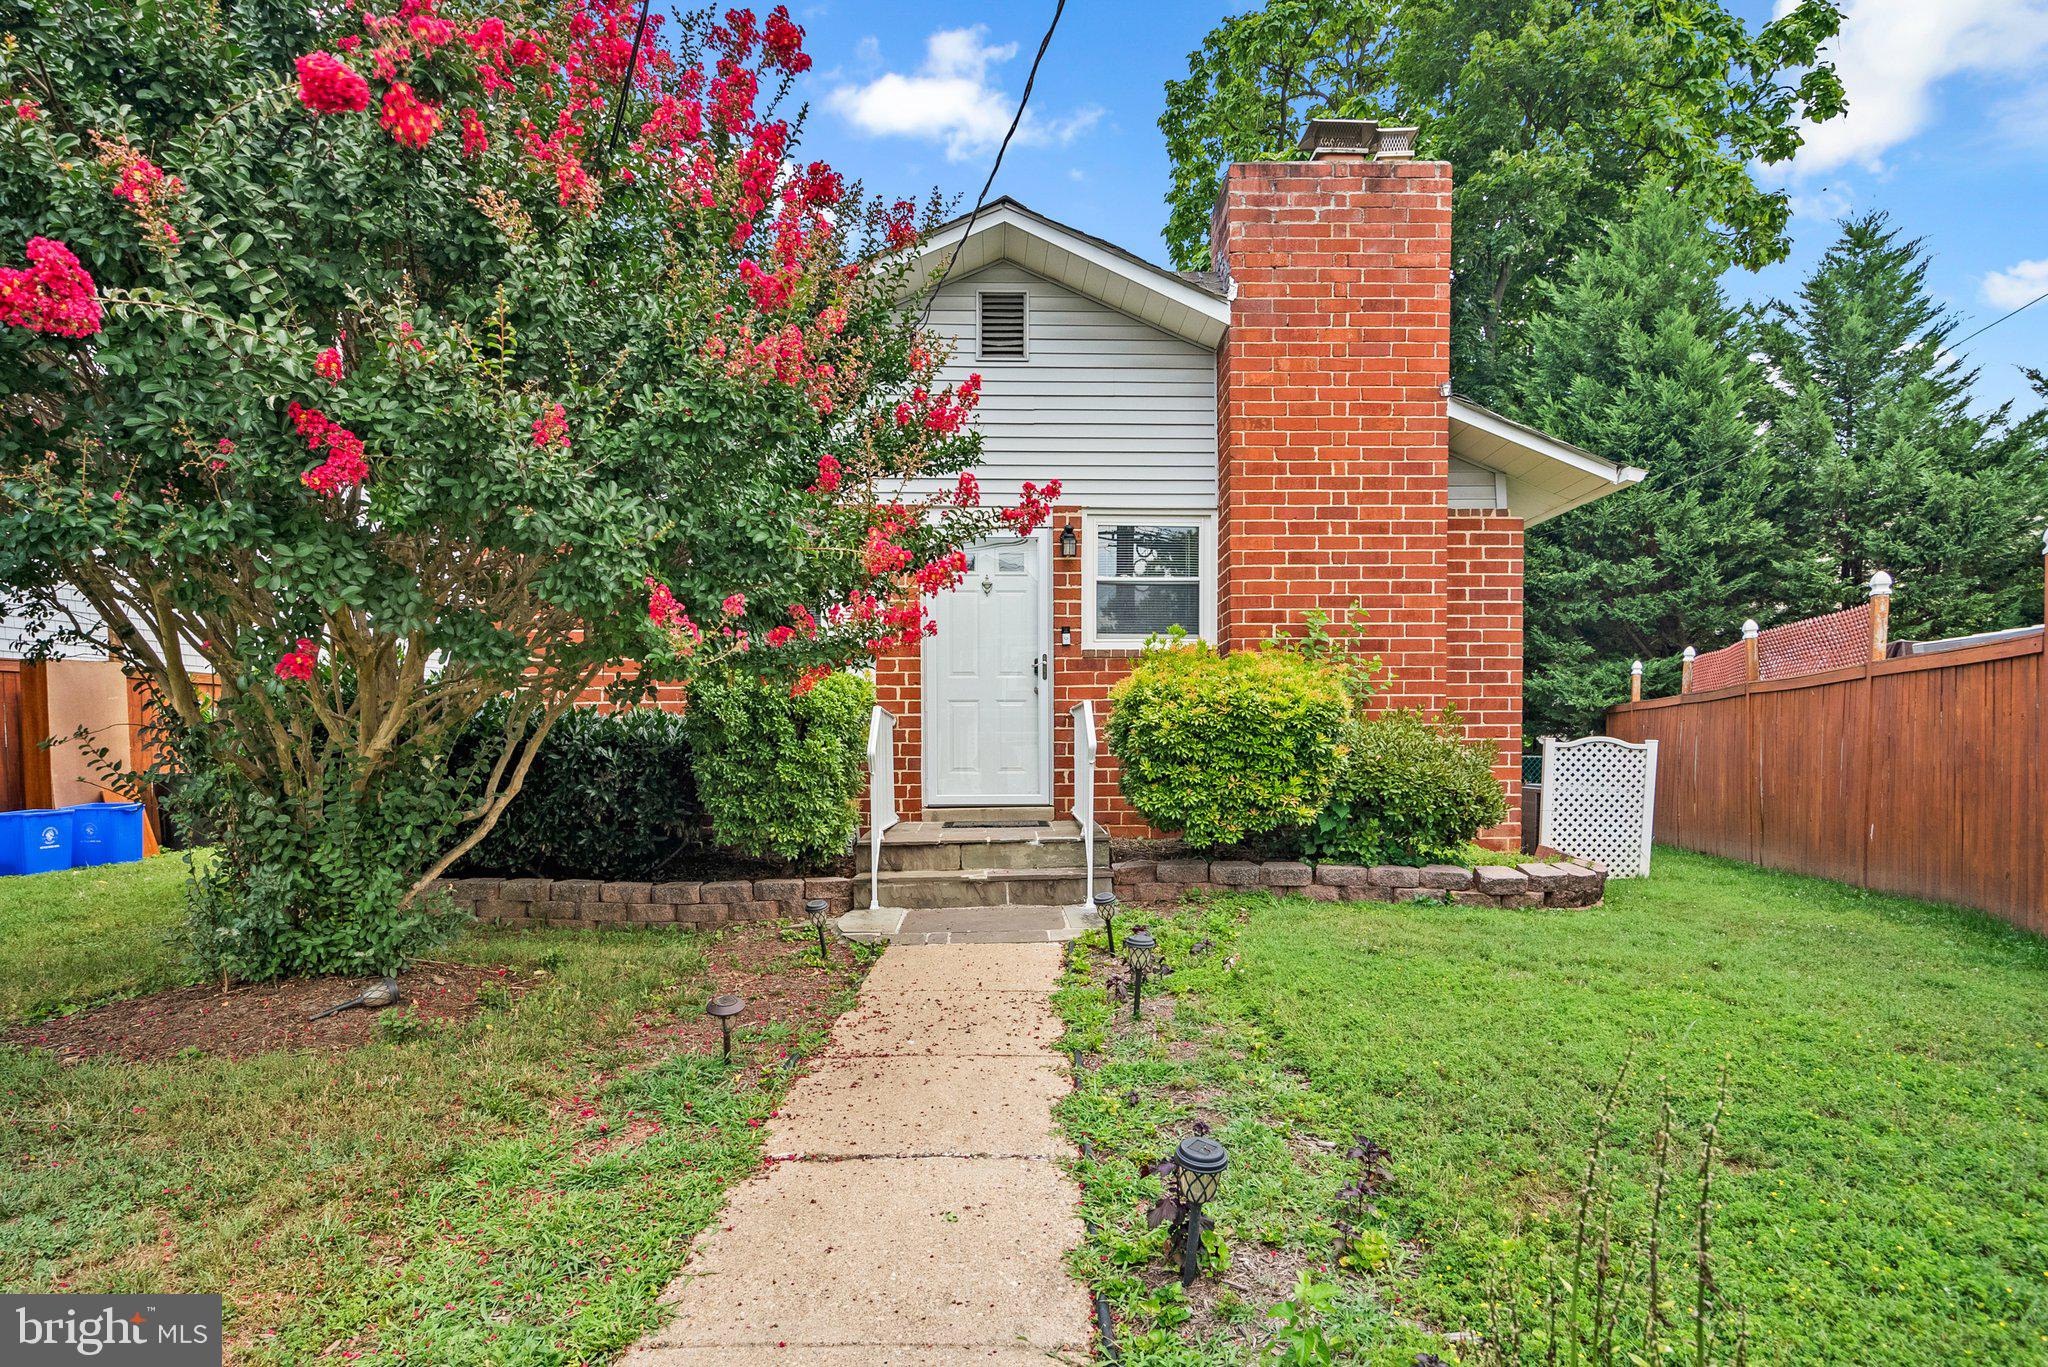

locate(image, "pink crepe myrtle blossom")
(296, 51), (371, 113)
(274, 638), (319, 682)
(380, 82), (441, 148)
(531, 403), (570, 449)
(0, 237), (101, 337)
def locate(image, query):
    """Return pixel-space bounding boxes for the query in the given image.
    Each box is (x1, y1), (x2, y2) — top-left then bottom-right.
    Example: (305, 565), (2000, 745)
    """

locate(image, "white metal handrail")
(1070, 699), (1097, 905)
(865, 705), (898, 912)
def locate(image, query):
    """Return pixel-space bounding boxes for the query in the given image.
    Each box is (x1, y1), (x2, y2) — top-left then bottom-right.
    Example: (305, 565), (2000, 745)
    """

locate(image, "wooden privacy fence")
(1606, 555), (2046, 936)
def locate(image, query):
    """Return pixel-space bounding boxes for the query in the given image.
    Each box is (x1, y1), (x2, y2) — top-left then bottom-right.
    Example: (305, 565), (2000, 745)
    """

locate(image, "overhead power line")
(1949, 286), (2048, 352)
(918, 0), (1070, 325)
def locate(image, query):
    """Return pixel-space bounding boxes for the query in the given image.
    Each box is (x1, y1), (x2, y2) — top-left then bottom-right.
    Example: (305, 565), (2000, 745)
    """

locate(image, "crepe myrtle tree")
(0, 2), (1055, 979)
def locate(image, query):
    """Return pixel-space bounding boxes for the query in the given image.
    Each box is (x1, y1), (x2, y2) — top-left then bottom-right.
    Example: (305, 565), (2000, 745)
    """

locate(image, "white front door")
(924, 533), (1050, 805)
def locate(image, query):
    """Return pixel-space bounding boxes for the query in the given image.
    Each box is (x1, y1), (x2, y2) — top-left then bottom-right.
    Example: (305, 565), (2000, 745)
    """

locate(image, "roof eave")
(1447, 396), (1645, 526)
(896, 199), (1230, 348)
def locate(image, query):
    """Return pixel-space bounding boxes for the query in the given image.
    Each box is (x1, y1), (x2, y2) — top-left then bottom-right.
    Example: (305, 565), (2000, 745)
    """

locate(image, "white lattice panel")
(1538, 736), (1658, 878)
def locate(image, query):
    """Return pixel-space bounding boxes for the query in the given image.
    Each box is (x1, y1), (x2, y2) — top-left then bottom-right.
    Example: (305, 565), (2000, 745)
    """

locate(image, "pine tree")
(1754, 214), (2048, 639)
(1513, 187), (1805, 737)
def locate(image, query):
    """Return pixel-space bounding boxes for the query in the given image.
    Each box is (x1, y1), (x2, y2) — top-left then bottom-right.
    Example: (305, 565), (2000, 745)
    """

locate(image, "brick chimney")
(1210, 118), (1452, 710)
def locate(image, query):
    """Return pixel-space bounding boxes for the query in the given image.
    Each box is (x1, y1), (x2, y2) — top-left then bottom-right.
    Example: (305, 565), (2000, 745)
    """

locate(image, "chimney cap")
(1296, 118), (1419, 162)
(1297, 117), (1378, 160)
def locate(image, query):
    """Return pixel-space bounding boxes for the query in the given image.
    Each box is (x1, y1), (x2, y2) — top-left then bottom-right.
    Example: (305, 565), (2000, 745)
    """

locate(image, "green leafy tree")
(0, 1), (1032, 978)
(1753, 213), (2048, 638)
(1159, 0), (1845, 399)
(1515, 187), (1801, 736)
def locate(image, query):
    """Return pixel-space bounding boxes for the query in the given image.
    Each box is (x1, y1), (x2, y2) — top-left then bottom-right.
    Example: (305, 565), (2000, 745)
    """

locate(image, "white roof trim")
(1447, 397), (1645, 526)
(900, 201), (1230, 349)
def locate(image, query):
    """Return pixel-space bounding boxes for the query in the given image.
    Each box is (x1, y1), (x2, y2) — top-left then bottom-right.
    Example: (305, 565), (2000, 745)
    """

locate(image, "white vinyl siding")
(912, 262), (1218, 511)
(1449, 454), (1506, 510)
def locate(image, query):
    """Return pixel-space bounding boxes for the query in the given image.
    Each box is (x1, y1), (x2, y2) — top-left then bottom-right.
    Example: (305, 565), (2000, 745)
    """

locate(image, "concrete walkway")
(621, 943), (1091, 1365)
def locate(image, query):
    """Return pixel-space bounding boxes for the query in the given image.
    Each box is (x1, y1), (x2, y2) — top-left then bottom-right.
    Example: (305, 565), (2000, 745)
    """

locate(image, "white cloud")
(1786, 186), (1851, 221)
(1982, 258), (2048, 308)
(1777, 0), (2048, 176)
(828, 26), (1104, 161)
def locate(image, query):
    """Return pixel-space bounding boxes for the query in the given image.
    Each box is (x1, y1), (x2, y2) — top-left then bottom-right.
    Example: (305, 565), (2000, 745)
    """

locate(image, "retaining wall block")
(1111, 860), (1158, 887)
(653, 882), (702, 905)
(699, 881), (753, 905)
(1370, 866), (1422, 888)
(805, 877), (853, 905)
(1473, 866), (1530, 895)
(1418, 865), (1474, 890)
(1260, 861), (1313, 887)
(602, 881), (652, 905)
(1210, 860), (1262, 887)
(1157, 860), (1211, 884)
(1315, 864), (1377, 889)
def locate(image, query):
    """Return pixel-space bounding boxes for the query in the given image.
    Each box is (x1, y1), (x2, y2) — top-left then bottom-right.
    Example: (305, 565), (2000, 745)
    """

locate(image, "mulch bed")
(6, 962), (535, 1065)
(621, 922), (860, 1061)
(6, 921), (862, 1068)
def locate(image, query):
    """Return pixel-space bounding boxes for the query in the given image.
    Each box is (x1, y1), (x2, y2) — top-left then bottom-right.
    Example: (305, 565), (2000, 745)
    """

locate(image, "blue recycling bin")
(71, 801), (146, 867)
(0, 808), (74, 876)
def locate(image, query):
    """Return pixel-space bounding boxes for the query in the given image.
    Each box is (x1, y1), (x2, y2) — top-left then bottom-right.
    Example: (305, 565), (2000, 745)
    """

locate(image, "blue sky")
(768, 0), (2048, 409)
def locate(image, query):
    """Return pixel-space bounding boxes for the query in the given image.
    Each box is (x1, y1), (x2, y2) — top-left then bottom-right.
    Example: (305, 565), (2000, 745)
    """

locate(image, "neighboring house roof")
(904, 197), (1645, 526)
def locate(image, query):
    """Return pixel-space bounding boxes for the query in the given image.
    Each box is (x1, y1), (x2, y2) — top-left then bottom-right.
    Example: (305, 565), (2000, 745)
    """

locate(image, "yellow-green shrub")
(1106, 644), (1351, 848)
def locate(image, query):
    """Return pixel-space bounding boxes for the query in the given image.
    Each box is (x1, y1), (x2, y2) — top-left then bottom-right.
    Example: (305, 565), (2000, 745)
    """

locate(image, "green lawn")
(0, 858), (871, 1363)
(1057, 849), (2048, 1365)
(0, 853), (197, 1021)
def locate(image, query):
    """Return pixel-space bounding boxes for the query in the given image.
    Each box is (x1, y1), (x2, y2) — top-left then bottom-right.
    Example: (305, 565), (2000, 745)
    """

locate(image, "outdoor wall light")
(1093, 890), (1120, 954)
(804, 897), (832, 963)
(1059, 523), (1078, 558)
(1171, 1134), (1229, 1285)
(706, 992), (746, 1061)
(1123, 927), (1158, 1021)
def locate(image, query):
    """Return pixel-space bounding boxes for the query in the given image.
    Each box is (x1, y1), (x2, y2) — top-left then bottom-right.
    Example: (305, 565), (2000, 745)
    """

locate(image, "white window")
(976, 290), (1027, 360)
(1081, 513), (1216, 647)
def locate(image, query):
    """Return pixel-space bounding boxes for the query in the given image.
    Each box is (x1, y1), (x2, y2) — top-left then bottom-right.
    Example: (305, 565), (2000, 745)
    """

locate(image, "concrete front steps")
(843, 815), (1111, 943)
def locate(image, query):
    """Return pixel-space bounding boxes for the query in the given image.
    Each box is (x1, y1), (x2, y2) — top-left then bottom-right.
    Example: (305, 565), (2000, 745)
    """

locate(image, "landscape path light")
(1093, 890), (1120, 954)
(706, 992), (746, 1062)
(1123, 927), (1158, 1021)
(804, 897), (832, 964)
(1172, 1133), (1229, 1285)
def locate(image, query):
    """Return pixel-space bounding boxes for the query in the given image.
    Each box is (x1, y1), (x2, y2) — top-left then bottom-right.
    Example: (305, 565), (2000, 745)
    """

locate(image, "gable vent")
(977, 291), (1027, 359)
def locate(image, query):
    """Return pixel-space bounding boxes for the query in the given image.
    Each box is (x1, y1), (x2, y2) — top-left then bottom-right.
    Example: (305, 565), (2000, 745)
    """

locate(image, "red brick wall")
(1210, 156), (1453, 710)
(1446, 510), (1523, 847)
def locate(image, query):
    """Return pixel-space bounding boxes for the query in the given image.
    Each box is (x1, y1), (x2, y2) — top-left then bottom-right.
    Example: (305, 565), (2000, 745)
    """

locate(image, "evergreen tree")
(1159, 0), (1845, 402)
(1515, 188), (1806, 736)
(1754, 215), (2048, 640)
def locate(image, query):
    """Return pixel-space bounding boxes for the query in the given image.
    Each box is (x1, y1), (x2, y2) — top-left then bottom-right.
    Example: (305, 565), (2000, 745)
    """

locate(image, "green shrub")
(1107, 644), (1352, 848)
(451, 704), (704, 881)
(1298, 710), (1507, 865)
(683, 670), (873, 864)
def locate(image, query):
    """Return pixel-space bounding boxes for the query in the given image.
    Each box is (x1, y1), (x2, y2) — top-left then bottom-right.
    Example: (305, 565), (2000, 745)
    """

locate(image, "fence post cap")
(1682, 645), (1697, 661)
(1741, 619), (1760, 639)
(1867, 570), (1893, 597)
(1630, 659), (1643, 676)
(2040, 527), (2048, 554)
